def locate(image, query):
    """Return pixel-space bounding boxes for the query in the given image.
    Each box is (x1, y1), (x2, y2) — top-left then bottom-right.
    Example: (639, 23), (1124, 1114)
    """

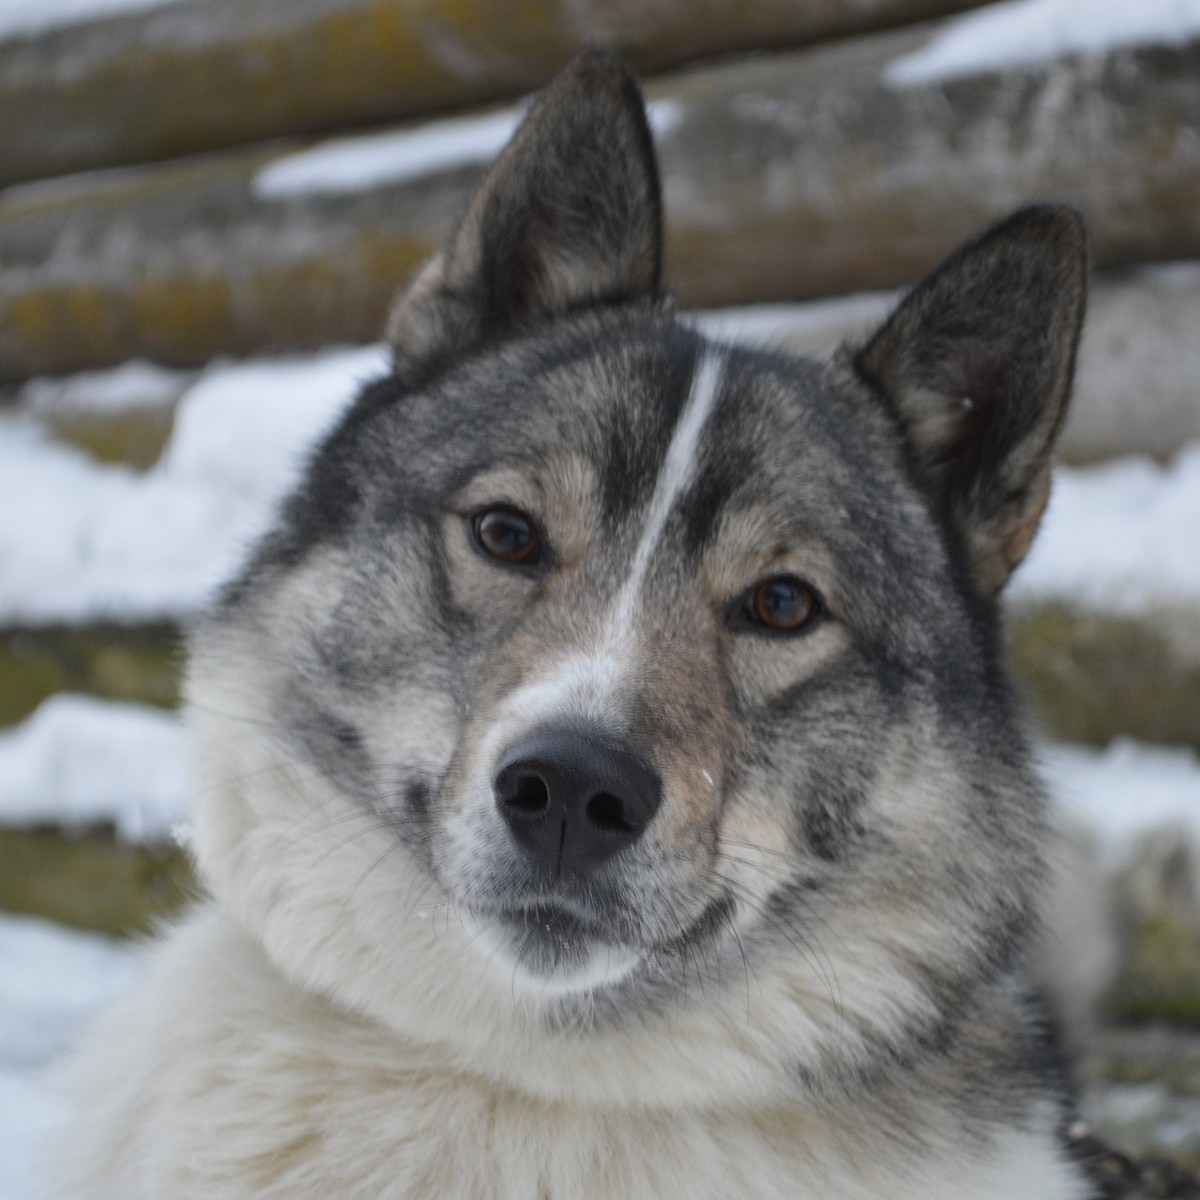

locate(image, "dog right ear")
(854, 205), (1086, 597)
(386, 49), (664, 382)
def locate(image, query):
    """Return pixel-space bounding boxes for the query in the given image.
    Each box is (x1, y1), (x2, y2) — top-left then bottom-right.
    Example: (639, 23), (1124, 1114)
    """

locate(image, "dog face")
(188, 52), (1085, 1080)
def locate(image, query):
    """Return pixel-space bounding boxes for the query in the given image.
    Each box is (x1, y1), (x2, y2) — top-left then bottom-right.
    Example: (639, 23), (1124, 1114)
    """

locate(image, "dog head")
(187, 51), (1086, 1103)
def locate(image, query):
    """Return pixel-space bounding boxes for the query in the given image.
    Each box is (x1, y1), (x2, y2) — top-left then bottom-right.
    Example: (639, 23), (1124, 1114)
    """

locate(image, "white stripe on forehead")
(613, 347), (727, 624)
(486, 347), (726, 744)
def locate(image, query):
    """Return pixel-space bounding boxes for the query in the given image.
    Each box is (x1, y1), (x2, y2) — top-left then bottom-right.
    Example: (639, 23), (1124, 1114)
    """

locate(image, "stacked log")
(0, 0), (983, 186)
(2, 23), (1199, 379)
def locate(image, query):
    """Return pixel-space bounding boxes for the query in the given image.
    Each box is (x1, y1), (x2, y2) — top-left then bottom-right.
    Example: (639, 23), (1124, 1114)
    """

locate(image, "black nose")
(493, 728), (662, 877)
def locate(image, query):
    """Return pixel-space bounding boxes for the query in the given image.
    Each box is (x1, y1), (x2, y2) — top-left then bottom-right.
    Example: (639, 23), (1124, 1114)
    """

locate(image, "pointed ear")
(854, 205), (1087, 596)
(387, 49), (663, 379)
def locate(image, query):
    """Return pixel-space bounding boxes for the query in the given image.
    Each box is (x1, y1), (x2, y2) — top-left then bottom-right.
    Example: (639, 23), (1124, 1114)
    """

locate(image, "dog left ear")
(855, 205), (1087, 596)
(387, 49), (663, 381)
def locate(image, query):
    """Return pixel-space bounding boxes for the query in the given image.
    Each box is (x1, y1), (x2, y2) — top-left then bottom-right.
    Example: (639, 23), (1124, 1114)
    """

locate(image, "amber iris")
(473, 507), (539, 564)
(750, 577), (819, 632)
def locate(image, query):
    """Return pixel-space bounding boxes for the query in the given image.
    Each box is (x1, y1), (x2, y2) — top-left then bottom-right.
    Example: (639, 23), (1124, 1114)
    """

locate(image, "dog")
(56, 49), (1095, 1199)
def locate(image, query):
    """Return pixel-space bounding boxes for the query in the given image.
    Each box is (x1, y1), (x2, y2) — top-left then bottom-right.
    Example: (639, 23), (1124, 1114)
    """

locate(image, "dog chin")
(460, 906), (642, 999)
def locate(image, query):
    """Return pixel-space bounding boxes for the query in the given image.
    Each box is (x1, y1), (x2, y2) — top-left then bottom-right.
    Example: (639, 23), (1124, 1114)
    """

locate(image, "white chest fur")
(55, 911), (1087, 1200)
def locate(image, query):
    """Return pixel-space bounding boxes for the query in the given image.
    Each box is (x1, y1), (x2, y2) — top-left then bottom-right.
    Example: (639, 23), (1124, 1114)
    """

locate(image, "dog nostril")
(504, 772), (550, 816)
(585, 792), (638, 834)
(493, 729), (662, 875)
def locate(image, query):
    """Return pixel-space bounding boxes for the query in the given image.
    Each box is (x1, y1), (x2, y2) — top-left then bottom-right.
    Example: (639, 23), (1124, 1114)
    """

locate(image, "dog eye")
(740, 577), (822, 634)
(472, 506), (540, 566)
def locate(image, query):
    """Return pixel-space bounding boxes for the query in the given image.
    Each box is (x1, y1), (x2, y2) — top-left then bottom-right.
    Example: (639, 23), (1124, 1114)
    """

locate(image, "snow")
(18, 360), (191, 416)
(0, 695), (186, 842)
(1141, 260), (1200, 291)
(0, 0), (187, 40)
(0, 915), (143, 1200)
(0, 915), (142, 1070)
(0, 345), (384, 624)
(1012, 443), (1200, 614)
(254, 99), (684, 200)
(887, 0), (1200, 86)
(0, 1066), (65, 1200)
(1042, 739), (1200, 853)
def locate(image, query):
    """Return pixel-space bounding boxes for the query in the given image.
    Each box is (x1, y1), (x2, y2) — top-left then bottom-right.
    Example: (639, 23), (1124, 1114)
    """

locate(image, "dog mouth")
(495, 900), (620, 960)
(467, 899), (643, 993)
(463, 887), (738, 999)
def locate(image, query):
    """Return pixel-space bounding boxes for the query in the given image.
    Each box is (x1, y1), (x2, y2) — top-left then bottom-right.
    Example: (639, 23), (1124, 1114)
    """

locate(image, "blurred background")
(1, 0), (1199, 1194)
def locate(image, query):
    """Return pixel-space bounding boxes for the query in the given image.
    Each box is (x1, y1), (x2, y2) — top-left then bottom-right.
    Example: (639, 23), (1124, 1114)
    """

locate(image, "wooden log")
(1009, 603), (1200, 754)
(1, 23), (1198, 379)
(658, 30), (1200, 307)
(0, 624), (182, 727)
(0, 0), (985, 187)
(0, 823), (190, 936)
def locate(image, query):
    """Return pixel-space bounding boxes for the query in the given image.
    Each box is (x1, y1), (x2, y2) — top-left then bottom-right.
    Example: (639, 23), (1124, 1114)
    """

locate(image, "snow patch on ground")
(1042, 740), (1200, 854)
(0, 695), (186, 842)
(0, 916), (142, 1070)
(0, 915), (142, 1200)
(1140, 260), (1200, 290)
(888, 0), (1200, 85)
(254, 108), (523, 199)
(0, 0), (188, 40)
(1012, 444), (1200, 614)
(0, 345), (383, 624)
(254, 99), (683, 199)
(0, 1065), (65, 1200)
